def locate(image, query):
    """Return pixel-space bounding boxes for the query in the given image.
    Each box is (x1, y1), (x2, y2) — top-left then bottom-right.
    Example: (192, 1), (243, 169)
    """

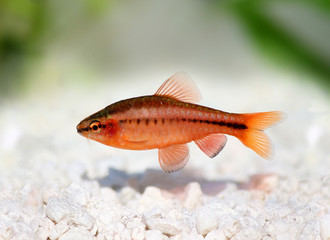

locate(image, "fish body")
(79, 95), (244, 149)
(77, 72), (284, 172)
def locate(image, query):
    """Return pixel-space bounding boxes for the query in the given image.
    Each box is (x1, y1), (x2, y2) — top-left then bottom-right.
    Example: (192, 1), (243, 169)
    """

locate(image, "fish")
(77, 72), (284, 173)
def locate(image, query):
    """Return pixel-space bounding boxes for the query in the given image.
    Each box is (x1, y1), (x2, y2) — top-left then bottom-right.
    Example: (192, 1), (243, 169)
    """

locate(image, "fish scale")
(108, 96), (242, 149)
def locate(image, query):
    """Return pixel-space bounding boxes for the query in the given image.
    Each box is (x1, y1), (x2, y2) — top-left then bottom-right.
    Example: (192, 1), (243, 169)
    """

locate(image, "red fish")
(77, 72), (284, 172)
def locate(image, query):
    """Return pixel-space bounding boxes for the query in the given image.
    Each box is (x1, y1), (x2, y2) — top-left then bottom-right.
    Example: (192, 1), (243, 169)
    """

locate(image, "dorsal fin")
(154, 72), (202, 104)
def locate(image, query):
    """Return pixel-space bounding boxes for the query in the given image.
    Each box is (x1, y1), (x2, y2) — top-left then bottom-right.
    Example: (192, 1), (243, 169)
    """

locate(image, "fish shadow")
(88, 168), (273, 195)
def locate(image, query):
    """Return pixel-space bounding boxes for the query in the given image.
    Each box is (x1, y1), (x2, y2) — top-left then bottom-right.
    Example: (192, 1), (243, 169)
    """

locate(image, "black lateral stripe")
(185, 118), (247, 129)
(118, 117), (247, 130)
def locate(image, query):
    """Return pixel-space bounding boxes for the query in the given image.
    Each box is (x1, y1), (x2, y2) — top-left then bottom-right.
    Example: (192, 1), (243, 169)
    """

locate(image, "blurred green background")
(1, 0), (330, 97)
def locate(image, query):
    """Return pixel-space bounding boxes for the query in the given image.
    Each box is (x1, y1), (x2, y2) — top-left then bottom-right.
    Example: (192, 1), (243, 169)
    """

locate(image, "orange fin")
(240, 130), (274, 159)
(238, 111), (285, 160)
(155, 72), (202, 104)
(123, 135), (149, 144)
(243, 111), (285, 130)
(194, 133), (227, 158)
(158, 144), (190, 173)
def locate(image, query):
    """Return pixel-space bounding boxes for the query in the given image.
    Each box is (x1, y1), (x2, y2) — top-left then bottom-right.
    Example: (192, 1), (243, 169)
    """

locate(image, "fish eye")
(89, 121), (101, 133)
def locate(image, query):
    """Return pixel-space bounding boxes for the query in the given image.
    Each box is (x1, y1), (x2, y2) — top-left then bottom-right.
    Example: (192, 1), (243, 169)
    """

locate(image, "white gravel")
(0, 71), (330, 240)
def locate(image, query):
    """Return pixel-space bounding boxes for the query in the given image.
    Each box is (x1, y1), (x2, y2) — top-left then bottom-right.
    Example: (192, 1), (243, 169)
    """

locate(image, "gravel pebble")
(145, 214), (182, 236)
(195, 206), (218, 236)
(204, 229), (227, 240)
(145, 230), (169, 240)
(59, 227), (93, 240)
(320, 214), (330, 240)
(183, 182), (203, 209)
(46, 197), (95, 230)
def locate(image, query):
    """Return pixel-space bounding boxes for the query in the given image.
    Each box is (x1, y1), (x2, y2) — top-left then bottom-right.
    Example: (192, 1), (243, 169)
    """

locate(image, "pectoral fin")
(158, 144), (190, 173)
(123, 139), (149, 144)
(194, 133), (227, 158)
(122, 136), (149, 146)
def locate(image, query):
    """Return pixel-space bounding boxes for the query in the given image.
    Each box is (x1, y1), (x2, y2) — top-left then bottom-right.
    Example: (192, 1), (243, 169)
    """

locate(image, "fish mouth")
(76, 122), (89, 135)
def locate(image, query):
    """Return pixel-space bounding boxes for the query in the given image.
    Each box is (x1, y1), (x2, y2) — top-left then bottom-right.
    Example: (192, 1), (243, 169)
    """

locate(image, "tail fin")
(237, 111), (285, 160)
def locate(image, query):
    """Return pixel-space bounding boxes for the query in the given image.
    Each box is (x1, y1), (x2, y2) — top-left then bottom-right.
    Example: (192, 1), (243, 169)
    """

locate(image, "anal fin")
(158, 144), (190, 173)
(194, 133), (227, 158)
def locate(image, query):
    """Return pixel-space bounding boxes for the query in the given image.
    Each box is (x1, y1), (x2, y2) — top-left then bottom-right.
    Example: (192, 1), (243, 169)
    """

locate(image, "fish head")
(76, 109), (119, 145)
